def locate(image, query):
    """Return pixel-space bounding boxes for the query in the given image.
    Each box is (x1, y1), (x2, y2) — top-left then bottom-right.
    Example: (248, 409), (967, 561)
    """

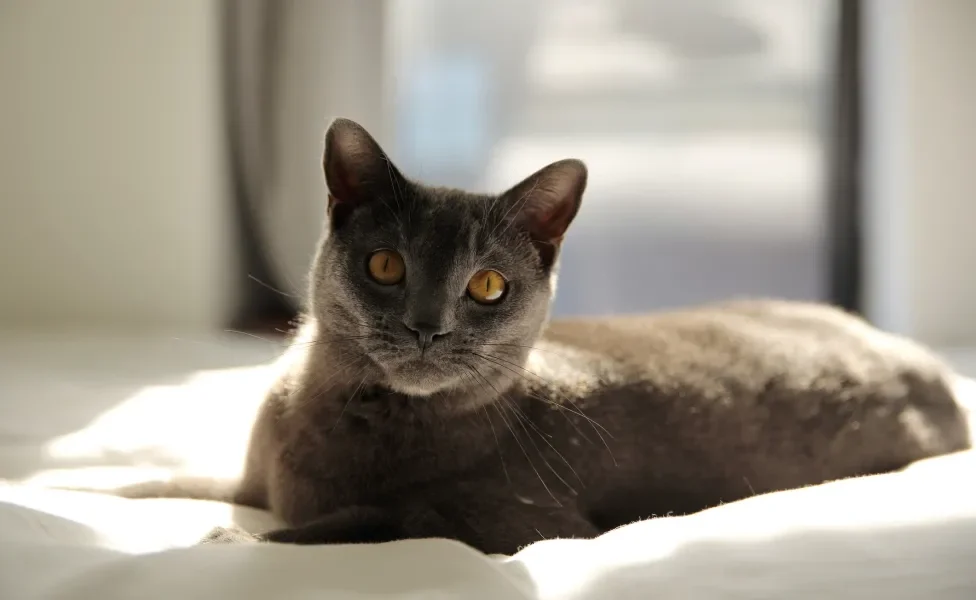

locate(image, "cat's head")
(308, 118), (586, 402)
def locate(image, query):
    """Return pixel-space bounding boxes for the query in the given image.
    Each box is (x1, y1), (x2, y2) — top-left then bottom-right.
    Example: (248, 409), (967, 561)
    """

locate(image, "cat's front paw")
(199, 525), (262, 545)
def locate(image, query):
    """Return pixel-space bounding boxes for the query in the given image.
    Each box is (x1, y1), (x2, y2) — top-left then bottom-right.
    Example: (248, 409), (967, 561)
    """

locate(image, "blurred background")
(0, 0), (974, 356)
(1, 0), (975, 494)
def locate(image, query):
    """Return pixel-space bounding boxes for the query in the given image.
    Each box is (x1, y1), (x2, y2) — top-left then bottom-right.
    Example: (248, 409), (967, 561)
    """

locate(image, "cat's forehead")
(401, 189), (498, 253)
(411, 188), (493, 224)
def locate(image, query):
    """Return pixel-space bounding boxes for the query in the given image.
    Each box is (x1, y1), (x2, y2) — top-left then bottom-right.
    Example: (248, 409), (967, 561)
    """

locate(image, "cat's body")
(204, 300), (966, 554)
(101, 119), (970, 555)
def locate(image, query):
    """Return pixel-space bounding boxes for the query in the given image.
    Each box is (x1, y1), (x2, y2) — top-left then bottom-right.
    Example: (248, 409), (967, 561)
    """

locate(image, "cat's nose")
(402, 321), (452, 352)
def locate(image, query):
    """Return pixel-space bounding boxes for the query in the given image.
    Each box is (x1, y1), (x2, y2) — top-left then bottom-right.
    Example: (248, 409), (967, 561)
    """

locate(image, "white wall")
(862, 0), (976, 347)
(0, 1), (238, 332)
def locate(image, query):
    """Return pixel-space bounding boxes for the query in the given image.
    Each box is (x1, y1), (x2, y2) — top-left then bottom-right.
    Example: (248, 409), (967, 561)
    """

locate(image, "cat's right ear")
(323, 118), (404, 229)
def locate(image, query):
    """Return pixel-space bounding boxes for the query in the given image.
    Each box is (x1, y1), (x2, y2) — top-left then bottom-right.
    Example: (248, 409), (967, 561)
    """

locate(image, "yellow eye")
(467, 270), (507, 305)
(367, 249), (405, 285)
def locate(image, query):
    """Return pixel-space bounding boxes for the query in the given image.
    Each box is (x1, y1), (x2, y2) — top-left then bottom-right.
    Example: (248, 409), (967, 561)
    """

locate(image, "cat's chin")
(383, 363), (464, 398)
(386, 375), (458, 397)
(388, 381), (450, 397)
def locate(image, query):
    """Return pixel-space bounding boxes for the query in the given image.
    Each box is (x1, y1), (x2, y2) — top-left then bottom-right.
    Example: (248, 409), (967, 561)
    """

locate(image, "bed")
(1, 332), (974, 599)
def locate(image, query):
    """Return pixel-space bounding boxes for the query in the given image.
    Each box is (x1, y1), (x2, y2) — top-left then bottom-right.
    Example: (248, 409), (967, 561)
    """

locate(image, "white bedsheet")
(1, 332), (975, 599)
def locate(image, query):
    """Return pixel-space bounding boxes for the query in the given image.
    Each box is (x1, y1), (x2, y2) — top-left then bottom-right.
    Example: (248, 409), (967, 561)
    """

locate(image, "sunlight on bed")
(24, 364), (272, 490)
(509, 448), (976, 599)
(0, 483), (261, 552)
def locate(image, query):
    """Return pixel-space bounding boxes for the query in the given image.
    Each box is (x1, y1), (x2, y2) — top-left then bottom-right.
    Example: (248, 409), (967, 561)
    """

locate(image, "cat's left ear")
(501, 159), (587, 268)
(322, 118), (405, 229)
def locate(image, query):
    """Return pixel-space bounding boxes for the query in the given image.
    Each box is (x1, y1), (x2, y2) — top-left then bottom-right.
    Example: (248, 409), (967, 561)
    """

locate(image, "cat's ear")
(322, 118), (404, 229)
(501, 159), (587, 268)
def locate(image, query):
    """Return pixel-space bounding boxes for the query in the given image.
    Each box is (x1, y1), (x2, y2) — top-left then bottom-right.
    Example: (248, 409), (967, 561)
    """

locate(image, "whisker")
(474, 352), (615, 439)
(293, 358), (362, 412)
(224, 329), (285, 348)
(330, 374), (368, 433)
(247, 273), (299, 299)
(479, 342), (575, 361)
(471, 352), (595, 443)
(287, 334), (375, 350)
(291, 354), (369, 413)
(503, 396), (583, 489)
(465, 362), (561, 507)
(457, 365), (512, 487)
(472, 352), (616, 466)
(500, 397), (579, 494)
(492, 400), (561, 507)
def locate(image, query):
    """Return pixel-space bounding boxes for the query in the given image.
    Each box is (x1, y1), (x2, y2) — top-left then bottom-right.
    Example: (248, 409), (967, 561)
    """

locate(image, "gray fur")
(117, 119), (972, 555)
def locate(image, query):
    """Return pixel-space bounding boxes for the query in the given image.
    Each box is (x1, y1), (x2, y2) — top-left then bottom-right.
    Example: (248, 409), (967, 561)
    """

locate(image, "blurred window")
(388, 0), (834, 316)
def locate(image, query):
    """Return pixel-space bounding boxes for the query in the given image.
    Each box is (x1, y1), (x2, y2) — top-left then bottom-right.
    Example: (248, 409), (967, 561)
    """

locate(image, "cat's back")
(537, 299), (968, 476)
(542, 299), (950, 391)
(532, 301), (970, 526)
(532, 300), (969, 522)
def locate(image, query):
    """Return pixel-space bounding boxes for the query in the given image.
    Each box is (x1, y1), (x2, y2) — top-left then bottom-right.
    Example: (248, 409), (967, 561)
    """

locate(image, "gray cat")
(112, 118), (970, 555)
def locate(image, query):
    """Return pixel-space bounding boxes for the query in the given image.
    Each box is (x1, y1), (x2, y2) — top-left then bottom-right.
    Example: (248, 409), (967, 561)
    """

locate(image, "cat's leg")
(262, 506), (402, 544)
(199, 506), (398, 545)
(423, 493), (601, 555)
(199, 491), (600, 555)
(418, 480), (603, 554)
(195, 489), (600, 554)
